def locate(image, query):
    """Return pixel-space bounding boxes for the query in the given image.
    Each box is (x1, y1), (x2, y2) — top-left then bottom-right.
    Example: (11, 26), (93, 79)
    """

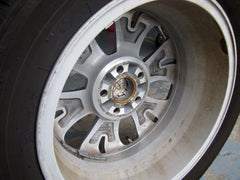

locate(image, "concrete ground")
(201, 116), (240, 180)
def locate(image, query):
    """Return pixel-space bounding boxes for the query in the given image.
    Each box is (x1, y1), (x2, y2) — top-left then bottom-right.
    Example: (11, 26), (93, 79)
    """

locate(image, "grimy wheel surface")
(0, 0), (239, 179)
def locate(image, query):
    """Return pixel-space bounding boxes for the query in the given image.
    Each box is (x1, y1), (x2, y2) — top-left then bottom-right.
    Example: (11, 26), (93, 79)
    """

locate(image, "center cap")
(93, 57), (149, 118)
(112, 77), (136, 104)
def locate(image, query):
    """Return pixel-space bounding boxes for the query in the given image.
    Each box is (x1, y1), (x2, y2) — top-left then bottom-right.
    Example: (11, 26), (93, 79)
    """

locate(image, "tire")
(0, 0), (239, 179)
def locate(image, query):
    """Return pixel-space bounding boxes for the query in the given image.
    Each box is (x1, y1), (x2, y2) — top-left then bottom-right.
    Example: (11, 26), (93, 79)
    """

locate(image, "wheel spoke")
(60, 89), (87, 99)
(146, 40), (176, 84)
(105, 120), (123, 152)
(131, 112), (142, 135)
(142, 96), (168, 121)
(60, 89), (93, 110)
(149, 75), (170, 83)
(144, 95), (165, 104)
(131, 111), (153, 136)
(55, 89), (94, 142)
(135, 25), (153, 48)
(89, 39), (105, 57)
(115, 18), (125, 49)
(78, 119), (104, 154)
(145, 39), (175, 67)
(79, 119), (123, 154)
(73, 39), (106, 76)
(54, 108), (90, 143)
(164, 64), (176, 82)
(134, 14), (156, 49)
(115, 13), (153, 56)
(72, 63), (92, 77)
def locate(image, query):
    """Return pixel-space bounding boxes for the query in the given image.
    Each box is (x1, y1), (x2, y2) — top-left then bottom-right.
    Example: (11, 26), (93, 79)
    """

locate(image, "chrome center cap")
(93, 57), (149, 118)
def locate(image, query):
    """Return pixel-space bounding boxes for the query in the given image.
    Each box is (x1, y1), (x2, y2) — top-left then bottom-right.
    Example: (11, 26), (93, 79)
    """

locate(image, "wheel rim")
(37, 0), (237, 179)
(55, 12), (177, 158)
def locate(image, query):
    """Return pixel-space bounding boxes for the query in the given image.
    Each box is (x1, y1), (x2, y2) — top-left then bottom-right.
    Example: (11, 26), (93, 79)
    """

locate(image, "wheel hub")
(93, 57), (149, 118)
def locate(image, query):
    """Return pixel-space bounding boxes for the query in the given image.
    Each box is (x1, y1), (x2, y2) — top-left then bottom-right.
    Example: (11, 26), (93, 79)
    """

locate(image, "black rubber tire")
(0, 0), (110, 179)
(0, 0), (239, 179)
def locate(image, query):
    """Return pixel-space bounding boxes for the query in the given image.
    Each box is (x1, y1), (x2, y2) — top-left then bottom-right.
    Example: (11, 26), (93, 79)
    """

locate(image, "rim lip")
(36, 0), (237, 179)
(175, 0), (237, 178)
